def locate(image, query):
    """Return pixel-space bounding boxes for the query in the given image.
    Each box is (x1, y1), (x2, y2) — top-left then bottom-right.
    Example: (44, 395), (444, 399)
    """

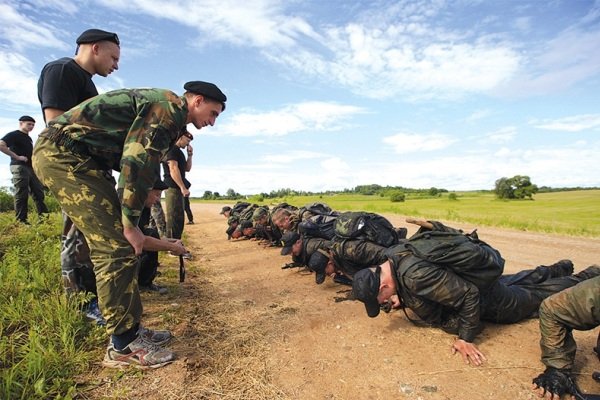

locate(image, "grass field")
(201, 189), (600, 238)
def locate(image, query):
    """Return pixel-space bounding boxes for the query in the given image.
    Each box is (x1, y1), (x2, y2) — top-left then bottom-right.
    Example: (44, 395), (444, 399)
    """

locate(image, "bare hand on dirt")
(451, 338), (487, 366)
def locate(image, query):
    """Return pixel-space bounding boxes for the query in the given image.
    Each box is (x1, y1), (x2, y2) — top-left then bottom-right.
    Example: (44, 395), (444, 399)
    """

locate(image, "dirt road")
(86, 203), (600, 400)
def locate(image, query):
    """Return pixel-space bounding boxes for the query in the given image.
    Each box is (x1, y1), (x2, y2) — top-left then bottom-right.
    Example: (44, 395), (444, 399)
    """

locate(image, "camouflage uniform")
(330, 239), (388, 277)
(293, 237), (331, 266)
(165, 187), (185, 239)
(538, 275), (600, 371)
(32, 88), (186, 336)
(388, 248), (600, 343)
(150, 200), (167, 237)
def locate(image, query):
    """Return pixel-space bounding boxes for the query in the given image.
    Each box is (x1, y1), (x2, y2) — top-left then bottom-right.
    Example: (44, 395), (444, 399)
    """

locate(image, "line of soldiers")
(220, 201), (599, 398)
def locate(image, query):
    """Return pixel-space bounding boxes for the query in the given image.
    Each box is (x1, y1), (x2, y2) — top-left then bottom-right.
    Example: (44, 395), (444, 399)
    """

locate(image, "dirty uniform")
(389, 250), (600, 343)
(538, 275), (600, 371)
(330, 239), (389, 277)
(292, 237), (331, 266)
(32, 88), (186, 336)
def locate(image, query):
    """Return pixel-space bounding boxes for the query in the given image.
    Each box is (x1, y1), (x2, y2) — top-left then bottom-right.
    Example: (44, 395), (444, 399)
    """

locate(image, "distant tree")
(389, 191), (405, 202)
(202, 190), (213, 200)
(448, 192), (458, 201)
(428, 187), (439, 196)
(213, 191), (221, 198)
(494, 175), (538, 200)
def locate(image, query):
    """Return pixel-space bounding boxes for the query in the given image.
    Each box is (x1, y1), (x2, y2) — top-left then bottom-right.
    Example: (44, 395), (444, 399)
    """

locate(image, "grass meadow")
(1, 189), (598, 399)
(247, 189), (600, 237)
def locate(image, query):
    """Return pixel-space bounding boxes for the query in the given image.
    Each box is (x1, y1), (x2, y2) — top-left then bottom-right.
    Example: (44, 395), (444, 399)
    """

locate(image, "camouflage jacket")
(539, 275), (600, 370)
(330, 239), (389, 277)
(293, 237), (331, 266)
(42, 88), (187, 228)
(389, 251), (484, 342)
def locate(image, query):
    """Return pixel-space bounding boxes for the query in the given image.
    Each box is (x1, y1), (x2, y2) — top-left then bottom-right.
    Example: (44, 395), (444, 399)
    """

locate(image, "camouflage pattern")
(391, 248), (600, 342)
(10, 164), (48, 222)
(150, 200), (167, 237)
(292, 237), (331, 265)
(60, 215), (96, 295)
(41, 88), (186, 229)
(32, 88), (188, 335)
(165, 187), (184, 239)
(538, 275), (600, 370)
(330, 239), (388, 277)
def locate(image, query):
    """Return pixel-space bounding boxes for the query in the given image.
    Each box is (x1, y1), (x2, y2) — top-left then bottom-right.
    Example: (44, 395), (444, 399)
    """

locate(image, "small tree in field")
(494, 175), (538, 200)
(390, 191), (405, 202)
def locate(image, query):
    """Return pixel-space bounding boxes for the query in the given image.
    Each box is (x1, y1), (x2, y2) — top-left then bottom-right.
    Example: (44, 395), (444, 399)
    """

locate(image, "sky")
(0, 0), (599, 197)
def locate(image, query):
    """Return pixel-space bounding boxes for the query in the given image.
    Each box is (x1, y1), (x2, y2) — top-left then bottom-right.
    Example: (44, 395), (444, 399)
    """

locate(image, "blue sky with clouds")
(0, 0), (599, 196)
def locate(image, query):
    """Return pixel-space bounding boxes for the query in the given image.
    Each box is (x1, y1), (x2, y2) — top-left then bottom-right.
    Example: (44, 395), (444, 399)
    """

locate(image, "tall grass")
(0, 213), (104, 400)
(255, 190), (600, 237)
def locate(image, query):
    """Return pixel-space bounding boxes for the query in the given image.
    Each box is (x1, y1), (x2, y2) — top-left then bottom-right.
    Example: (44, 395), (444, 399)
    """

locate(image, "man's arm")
(43, 108), (65, 123)
(185, 144), (193, 172)
(167, 159), (190, 197)
(143, 236), (187, 255)
(0, 140), (27, 162)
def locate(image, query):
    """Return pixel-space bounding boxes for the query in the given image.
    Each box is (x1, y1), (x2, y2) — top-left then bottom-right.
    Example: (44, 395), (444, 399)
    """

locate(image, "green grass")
(0, 213), (104, 400)
(224, 190), (600, 238)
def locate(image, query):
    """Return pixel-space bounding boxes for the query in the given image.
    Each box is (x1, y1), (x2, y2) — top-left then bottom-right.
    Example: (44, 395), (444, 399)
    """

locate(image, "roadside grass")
(251, 190), (600, 238)
(0, 213), (104, 400)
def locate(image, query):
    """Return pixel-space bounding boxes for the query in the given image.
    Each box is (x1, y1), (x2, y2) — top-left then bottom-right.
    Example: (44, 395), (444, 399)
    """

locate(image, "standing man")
(163, 131), (193, 240)
(0, 116), (48, 223)
(37, 28), (120, 324)
(33, 81), (227, 368)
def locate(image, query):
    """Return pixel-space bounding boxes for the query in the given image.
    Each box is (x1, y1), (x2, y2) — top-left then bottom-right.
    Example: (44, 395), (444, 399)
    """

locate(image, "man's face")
(277, 215), (292, 230)
(255, 215), (267, 226)
(223, 210), (231, 218)
(242, 227), (256, 237)
(19, 121), (35, 133)
(376, 283), (396, 306)
(145, 189), (162, 207)
(93, 42), (120, 77)
(324, 259), (336, 276)
(188, 95), (222, 130)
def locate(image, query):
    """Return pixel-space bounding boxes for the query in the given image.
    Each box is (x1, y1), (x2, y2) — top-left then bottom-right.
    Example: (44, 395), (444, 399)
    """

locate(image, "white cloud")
(261, 150), (324, 164)
(483, 126), (517, 144)
(203, 101), (367, 137)
(382, 132), (457, 154)
(531, 114), (600, 132)
(0, 50), (40, 109)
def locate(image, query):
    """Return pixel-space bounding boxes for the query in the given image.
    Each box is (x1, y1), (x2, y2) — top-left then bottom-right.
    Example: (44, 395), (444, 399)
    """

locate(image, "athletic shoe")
(84, 298), (106, 326)
(138, 325), (173, 346)
(140, 283), (168, 295)
(186, 221), (194, 225)
(103, 336), (174, 369)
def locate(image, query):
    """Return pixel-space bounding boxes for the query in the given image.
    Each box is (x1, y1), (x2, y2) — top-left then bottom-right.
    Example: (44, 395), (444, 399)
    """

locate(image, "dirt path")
(86, 203), (600, 400)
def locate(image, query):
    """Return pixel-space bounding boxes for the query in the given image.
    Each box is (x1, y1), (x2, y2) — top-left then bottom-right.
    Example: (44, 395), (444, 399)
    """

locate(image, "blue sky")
(0, 0), (599, 196)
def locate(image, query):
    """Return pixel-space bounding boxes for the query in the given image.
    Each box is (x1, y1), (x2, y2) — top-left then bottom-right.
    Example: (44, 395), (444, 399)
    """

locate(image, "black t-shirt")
(162, 147), (190, 189)
(37, 57), (98, 122)
(1, 130), (33, 166)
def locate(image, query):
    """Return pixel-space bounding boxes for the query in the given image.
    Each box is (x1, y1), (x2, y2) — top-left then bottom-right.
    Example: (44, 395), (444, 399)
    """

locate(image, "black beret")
(76, 29), (120, 46)
(18, 115), (35, 123)
(183, 81), (227, 111)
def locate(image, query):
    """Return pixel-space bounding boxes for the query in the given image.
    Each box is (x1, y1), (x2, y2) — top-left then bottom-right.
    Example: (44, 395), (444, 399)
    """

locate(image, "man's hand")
(123, 225), (145, 255)
(168, 239), (187, 256)
(451, 338), (487, 366)
(15, 155), (28, 162)
(181, 187), (190, 197)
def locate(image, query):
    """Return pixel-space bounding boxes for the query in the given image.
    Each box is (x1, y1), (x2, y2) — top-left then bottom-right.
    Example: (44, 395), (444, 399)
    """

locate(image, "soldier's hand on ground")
(451, 339), (487, 366)
(532, 368), (577, 400)
(124, 226), (145, 255)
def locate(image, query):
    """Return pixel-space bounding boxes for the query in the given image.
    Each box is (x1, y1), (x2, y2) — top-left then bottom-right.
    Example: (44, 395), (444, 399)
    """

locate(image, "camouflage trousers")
(150, 200), (167, 237)
(9, 164), (48, 222)
(61, 213), (97, 296)
(165, 187), (184, 239)
(538, 275), (600, 370)
(32, 137), (142, 335)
